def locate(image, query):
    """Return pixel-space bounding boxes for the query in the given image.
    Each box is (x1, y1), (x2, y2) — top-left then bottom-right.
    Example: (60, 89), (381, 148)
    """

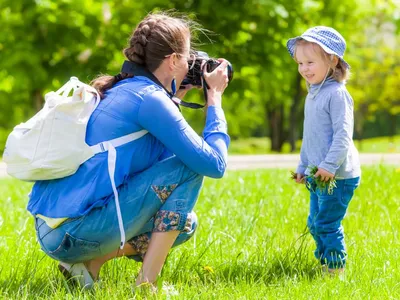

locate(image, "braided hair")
(91, 12), (192, 98)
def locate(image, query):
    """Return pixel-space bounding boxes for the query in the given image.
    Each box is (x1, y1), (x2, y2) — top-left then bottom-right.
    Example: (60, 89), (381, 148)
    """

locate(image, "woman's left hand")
(175, 84), (199, 99)
(314, 168), (335, 182)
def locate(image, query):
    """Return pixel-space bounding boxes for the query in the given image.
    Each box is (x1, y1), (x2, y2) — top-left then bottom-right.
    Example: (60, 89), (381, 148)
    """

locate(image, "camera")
(181, 51), (234, 87)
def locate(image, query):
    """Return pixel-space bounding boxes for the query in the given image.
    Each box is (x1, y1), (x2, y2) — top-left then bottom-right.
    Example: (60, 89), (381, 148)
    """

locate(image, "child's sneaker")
(321, 265), (345, 280)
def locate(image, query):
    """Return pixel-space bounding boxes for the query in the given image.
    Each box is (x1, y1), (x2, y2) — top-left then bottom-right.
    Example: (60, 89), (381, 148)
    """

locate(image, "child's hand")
(314, 168), (334, 182)
(290, 171), (305, 184)
(296, 173), (305, 184)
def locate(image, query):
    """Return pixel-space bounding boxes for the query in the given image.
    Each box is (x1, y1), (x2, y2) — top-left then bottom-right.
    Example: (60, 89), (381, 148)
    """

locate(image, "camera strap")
(121, 61), (205, 110)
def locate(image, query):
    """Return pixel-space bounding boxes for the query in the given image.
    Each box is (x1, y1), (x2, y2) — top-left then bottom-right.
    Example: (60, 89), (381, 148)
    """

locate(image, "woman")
(29, 12), (230, 288)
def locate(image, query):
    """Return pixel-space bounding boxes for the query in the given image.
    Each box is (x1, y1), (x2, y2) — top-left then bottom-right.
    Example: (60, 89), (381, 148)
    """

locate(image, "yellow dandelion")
(203, 266), (214, 274)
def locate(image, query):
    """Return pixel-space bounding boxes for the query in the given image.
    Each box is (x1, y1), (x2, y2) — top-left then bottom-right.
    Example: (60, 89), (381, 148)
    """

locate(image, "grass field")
(1, 165), (400, 299)
(228, 135), (400, 154)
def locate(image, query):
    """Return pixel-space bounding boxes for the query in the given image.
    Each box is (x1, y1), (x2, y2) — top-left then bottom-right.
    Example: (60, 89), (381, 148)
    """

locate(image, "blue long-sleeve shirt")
(28, 76), (230, 218)
(297, 77), (361, 179)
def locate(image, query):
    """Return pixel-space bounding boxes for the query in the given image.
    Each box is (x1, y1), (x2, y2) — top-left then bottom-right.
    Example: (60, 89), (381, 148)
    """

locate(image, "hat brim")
(286, 36), (350, 69)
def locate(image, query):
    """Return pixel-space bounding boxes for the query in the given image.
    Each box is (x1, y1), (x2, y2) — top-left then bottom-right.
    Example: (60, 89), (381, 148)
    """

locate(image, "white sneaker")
(58, 262), (95, 289)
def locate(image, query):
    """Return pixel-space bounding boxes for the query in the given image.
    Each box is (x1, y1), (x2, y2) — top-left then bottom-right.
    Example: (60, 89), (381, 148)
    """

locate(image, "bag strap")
(90, 129), (148, 248)
(106, 143), (125, 248)
(54, 77), (81, 97)
(90, 129), (148, 154)
(51, 77), (100, 107)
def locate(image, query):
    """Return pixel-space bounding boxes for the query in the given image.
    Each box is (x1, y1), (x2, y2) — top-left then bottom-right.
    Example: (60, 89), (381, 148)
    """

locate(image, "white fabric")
(59, 262), (94, 289)
(91, 130), (148, 249)
(4, 76), (148, 248)
(90, 130), (148, 154)
(4, 77), (101, 180)
(107, 143), (126, 249)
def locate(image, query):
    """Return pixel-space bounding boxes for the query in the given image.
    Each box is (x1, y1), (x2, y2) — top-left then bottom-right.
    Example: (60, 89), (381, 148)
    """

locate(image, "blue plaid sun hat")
(286, 26), (350, 69)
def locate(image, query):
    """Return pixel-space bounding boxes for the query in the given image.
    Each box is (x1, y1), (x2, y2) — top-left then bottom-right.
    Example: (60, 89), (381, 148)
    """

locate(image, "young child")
(286, 26), (361, 273)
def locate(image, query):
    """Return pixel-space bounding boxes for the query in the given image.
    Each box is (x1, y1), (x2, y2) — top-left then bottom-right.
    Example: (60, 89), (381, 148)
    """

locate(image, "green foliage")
(307, 165), (337, 195)
(290, 166), (337, 195)
(0, 0), (399, 151)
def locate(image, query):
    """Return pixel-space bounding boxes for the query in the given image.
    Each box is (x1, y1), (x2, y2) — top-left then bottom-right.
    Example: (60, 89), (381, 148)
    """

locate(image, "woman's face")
(173, 37), (192, 88)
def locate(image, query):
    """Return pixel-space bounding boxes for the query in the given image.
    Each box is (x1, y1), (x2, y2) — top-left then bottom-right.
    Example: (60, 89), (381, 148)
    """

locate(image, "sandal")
(58, 262), (95, 289)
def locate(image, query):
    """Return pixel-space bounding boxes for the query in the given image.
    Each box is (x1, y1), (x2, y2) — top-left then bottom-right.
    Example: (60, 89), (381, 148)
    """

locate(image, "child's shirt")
(297, 77), (361, 179)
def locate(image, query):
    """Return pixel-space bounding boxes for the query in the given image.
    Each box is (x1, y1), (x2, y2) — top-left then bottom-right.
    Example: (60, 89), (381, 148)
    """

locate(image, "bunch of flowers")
(291, 166), (337, 195)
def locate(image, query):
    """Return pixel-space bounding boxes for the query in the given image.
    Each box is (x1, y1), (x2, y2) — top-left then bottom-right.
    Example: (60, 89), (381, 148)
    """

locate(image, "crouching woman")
(29, 12), (230, 289)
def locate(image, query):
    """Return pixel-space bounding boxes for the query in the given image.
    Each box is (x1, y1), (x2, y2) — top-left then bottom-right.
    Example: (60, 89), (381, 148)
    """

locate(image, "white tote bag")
(4, 76), (148, 248)
(4, 77), (102, 180)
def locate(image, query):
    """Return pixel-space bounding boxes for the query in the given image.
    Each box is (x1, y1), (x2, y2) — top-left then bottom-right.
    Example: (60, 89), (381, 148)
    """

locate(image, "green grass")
(1, 165), (400, 299)
(229, 135), (400, 154)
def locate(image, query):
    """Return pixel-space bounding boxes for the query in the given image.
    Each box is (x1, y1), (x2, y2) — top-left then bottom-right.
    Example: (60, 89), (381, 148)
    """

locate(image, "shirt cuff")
(204, 106), (228, 136)
(296, 165), (307, 175)
(206, 105), (227, 123)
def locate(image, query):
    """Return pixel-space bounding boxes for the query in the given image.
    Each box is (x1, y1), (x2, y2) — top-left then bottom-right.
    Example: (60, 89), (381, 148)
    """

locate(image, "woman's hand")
(175, 84), (199, 99)
(314, 168), (334, 182)
(202, 59), (229, 107)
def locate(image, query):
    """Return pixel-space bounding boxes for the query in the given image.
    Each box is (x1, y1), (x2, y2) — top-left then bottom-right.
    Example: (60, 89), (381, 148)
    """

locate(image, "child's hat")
(286, 26), (350, 69)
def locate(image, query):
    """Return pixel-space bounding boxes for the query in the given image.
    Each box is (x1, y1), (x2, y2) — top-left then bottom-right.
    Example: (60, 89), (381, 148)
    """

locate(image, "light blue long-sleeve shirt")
(297, 77), (361, 179)
(28, 76), (230, 218)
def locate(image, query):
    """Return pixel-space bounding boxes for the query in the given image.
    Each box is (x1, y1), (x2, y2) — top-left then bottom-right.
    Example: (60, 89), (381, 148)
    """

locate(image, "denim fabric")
(35, 155), (203, 264)
(305, 176), (360, 268)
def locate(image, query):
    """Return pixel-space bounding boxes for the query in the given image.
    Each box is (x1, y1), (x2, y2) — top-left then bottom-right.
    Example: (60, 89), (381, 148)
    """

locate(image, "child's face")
(295, 43), (330, 85)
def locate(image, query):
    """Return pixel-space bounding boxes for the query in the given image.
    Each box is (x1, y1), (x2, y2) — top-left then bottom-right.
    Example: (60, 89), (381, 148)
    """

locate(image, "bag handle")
(54, 77), (82, 98)
(54, 77), (100, 106)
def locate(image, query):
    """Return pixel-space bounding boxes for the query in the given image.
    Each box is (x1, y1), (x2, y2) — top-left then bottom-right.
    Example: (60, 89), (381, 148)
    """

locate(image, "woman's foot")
(135, 281), (158, 294)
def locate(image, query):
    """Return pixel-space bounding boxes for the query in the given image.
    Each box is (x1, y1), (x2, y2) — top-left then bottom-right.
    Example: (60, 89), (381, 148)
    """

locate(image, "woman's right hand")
(202, 59), (229, 107)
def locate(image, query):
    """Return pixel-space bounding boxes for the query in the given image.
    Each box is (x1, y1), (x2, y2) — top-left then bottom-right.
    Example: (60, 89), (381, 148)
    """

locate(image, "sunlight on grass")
(0, 166), (400, 298)
(229, 135), (400, 154)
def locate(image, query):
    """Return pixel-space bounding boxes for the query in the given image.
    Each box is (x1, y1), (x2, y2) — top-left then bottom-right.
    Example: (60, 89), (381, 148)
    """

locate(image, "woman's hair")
(294, 39), (350, 82)
(92, 12), (196, 98)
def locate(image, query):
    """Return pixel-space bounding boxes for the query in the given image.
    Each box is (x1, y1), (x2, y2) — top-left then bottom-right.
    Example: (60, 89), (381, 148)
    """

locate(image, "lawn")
(228, 135), (400, 154)
(0, 165), (400, 299)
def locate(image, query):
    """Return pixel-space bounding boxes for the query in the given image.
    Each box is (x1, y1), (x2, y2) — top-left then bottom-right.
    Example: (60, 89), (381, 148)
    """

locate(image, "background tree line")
(0, 0), (399, 153)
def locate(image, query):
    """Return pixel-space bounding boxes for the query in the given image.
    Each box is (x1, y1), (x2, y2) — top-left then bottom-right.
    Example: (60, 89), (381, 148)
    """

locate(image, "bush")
(0, 127), (11, 156)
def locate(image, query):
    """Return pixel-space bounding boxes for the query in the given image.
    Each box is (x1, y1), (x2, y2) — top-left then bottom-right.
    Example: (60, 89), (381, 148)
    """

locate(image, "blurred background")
(0, 0), (399, 155)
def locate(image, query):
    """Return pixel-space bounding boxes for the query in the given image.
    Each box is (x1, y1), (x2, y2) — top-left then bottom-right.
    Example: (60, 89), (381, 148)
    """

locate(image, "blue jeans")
(306, 176), (360, 268)
(35, 156), (204, 264)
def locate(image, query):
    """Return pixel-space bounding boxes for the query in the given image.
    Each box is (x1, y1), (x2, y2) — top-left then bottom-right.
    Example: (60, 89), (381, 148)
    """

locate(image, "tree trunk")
(389, 113), (396, 143)
(266, 103), (287, 152)
(288, 72), (303, 152)
(33, 89), (43, 112)
(354, 106), (368, 152)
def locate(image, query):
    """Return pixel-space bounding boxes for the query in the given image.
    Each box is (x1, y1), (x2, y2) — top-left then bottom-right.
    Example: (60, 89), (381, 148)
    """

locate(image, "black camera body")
(181, 51), (234, 87)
